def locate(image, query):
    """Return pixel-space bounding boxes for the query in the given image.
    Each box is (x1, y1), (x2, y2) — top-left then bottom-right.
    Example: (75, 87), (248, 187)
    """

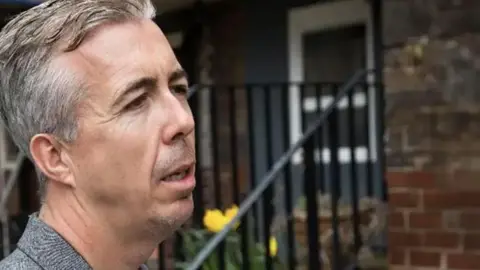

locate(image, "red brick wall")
(384, 1), (480, 269)
(388, 172), (480, 269)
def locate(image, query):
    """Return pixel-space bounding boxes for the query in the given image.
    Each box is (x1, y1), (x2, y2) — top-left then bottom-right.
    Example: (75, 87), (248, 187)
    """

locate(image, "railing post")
(189, 87), (204, 225)
(228, 86), (240, 206)
(246, 85), (260, 242)
(209, 86), (226, 270)
(348, 85), (362, 253)
(282, 83), (296, 270)
(228, 86), (251, 270)
(371, 0), (387, 201)
(363, 80), (374, 197)
(314, 83), (326, 192)
(303, 133), (320, 270)
(328, 86), (341, 270)
(263, 85), (274, 270)
(157, 242), (166, 270)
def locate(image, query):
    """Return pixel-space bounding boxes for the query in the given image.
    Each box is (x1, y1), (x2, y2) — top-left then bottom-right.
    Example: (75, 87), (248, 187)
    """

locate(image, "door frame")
(287, 0), (376, 164)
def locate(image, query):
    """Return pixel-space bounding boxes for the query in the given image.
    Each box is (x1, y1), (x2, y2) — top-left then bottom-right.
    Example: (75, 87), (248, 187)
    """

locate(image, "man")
(0, 0), (196, 269)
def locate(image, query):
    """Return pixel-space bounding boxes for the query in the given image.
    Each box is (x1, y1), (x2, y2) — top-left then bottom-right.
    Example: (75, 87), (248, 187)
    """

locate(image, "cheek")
(73, 117), (158, 202)
(107, 121), (157, 184)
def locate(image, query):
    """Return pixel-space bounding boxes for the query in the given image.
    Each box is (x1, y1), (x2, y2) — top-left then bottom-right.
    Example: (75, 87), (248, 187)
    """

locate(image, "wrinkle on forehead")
(60, 20), (175, 79)
(55, 19), (179, 118)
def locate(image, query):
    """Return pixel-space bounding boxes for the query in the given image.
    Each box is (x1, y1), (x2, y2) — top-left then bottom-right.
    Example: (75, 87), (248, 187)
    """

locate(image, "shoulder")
(7, 213), (91, 270)
(0, 248), (42, 270)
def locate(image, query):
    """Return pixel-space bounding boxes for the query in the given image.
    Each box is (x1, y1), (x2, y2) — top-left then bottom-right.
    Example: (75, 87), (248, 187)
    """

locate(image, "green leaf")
(225, 233), (240, 245)
(204, 249), (218, 270)
(181, 230), (202, 261)
(191, 229), (209, 240)
(250, 255), (266, 270)
(225, 258), (239, 270)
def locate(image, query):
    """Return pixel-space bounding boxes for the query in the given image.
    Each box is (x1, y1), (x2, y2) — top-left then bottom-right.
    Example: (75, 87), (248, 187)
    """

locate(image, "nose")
(162, 95), (195, 144)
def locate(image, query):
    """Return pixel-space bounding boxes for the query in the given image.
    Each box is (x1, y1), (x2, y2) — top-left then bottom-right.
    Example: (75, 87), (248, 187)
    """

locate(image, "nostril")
(171, 132), (185, 142)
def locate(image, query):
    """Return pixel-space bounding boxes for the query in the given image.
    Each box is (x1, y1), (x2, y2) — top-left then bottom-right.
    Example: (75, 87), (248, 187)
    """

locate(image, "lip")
(159, 162), (196, 194)
(160, 161), (195, 180)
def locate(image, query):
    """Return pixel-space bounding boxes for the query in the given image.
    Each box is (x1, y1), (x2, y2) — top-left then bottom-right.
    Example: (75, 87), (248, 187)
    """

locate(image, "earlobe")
(30, 134), (76, 188)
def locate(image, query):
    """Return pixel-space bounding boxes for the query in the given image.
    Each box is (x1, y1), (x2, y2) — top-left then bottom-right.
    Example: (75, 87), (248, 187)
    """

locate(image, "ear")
(29, 134), (76, 188)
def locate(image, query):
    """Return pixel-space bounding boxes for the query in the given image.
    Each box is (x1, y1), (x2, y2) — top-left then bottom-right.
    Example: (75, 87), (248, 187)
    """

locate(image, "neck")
(39, 193), (157, 270)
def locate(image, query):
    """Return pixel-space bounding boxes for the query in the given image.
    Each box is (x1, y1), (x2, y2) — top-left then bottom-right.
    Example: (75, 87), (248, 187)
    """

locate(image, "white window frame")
(287, 0), (378, 165)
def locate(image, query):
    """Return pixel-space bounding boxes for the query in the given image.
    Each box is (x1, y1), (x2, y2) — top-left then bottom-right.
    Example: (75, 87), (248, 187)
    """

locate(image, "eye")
(124, 93), (148, 111)
(171, 85), (188, 96)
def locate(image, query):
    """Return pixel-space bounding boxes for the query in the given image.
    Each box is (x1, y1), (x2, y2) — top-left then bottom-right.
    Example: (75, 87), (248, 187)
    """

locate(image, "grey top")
(0, 213), (149, 270)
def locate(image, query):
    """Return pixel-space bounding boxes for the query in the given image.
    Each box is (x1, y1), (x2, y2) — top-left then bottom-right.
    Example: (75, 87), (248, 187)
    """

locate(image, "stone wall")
(385, 1), (480, 269)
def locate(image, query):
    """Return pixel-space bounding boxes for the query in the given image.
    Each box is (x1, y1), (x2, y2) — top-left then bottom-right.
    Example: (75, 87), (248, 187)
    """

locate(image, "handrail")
(186, 69), (371, 270)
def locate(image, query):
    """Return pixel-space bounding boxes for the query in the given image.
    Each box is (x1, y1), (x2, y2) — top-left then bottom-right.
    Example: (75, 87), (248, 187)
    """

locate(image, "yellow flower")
(203, 209), (228, 233)
(224, 205), (240, 229)
(269, 237), (278, 257)
(224, 205), (238, 219)
(202, 205), (241, 233)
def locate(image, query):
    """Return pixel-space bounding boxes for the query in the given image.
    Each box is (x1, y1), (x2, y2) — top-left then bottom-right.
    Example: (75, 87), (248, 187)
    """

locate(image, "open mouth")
(157, 162), (196, 196)
(160, 165), (193, 182)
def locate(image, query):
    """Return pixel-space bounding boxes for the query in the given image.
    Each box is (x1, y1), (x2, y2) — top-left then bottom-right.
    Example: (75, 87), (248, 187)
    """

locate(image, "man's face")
(61, 19), (195, 238)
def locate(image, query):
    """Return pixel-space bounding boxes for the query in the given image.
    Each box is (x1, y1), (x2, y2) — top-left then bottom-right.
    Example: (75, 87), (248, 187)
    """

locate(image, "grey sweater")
(0, 214), (149, 270)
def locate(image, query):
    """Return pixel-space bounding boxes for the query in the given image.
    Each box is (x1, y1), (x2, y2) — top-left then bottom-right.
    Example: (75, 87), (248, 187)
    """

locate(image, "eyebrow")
(111, 76), (157, 108)
(169, 68), (188, 84)
(111, 68), (188, 109)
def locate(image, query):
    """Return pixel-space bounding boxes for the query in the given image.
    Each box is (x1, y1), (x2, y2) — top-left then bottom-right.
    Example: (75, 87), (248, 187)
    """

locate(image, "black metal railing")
(156, 69), (387, 270)
(0, 70), (387, 269)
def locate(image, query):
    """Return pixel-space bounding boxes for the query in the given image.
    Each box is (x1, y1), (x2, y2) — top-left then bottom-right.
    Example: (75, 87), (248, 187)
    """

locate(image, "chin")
(173, 195), (194, 221)
(154, 195), (194, 232)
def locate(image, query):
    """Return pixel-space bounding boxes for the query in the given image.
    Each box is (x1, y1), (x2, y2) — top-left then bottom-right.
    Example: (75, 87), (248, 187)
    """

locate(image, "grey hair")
(0, 0), (156, 199)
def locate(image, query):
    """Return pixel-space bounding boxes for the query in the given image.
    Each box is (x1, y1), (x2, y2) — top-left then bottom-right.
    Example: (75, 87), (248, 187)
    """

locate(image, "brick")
(389, 248), (407, 265)
(389, 190), (421, 208)
(387, 152), (416, 169)
(388, 171), (437, 189)
(423, 191), (480, 209)
(460, 211), (480, 230)
(410, 250), (441, 267)
(384, 67), (428, 93)
(430, 111), (473, 142)
(450, 170), (480, 190)
(409, 212), (442, 229)
(424, 232), (460, 249)
(443, 210), (461, 229)
(448, 253), (480, 269)
(386, 91), (445, 113)
(405, 125), (434, 152)
(389, 211), (406, 229)
(389, 231), (423, 248)
(464, 233), (480, 251)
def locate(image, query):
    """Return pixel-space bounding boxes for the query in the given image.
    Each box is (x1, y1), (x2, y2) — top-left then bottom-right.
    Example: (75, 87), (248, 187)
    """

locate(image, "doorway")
(287, 0), (374, 164)
(303, 25), (366, 83)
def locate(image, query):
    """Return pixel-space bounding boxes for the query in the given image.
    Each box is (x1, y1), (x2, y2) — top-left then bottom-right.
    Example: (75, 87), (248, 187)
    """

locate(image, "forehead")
(60, 19), (180, 91)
